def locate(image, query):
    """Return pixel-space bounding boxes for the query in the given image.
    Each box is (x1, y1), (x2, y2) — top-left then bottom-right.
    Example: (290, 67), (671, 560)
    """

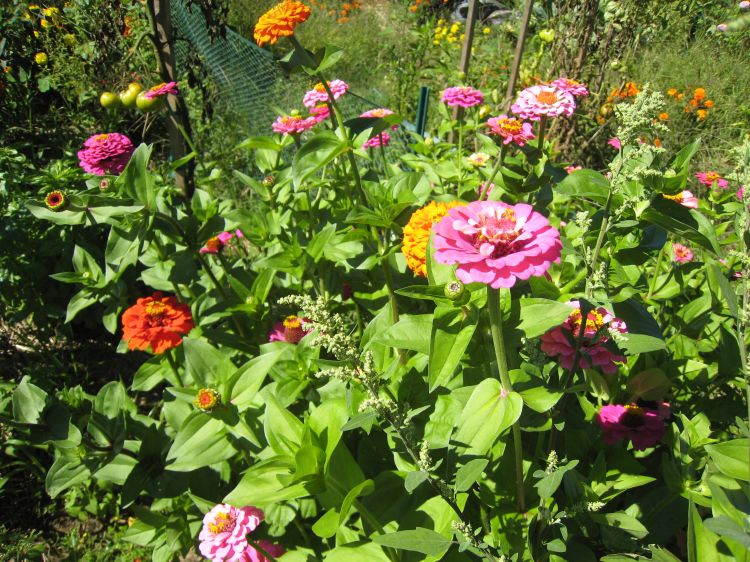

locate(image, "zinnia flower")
(597, 402), (670, 450)
(695, 171), (728, 189)
(402, 200), (464, 277)
(662, 190), (698, 208)
(143, 81), (179, 100)
(272, 113), (318, 135)
(673, 243), (693, 263)
(433, 201), (562, 288)
(360, 107), (397, 127)
(194, 388), (220, 411)
(45, 190), (66, 211)
(486, 114), (535, 146)
(564, 165), (582, 174)
(468, 152), (490, 167)
(716, 23), (728, 32)
(549, 77), (589, 97)
(121, 292), (195, 354)
(511, 84), (576, 121)
(241, 541), (286, 562)
(198, 504), (264, 562)
(741, 1), (750, 10)
(302, 79), (348, 108)
(363, 131), (391, 148)
(478, 182), (496, 200)
(540, 302), (627, 374)
(254, 0), (311, 46)
(200, 230), (244, 254)
(441, 86), (484, 108)
(77, 133), (135, 176)
(608, 137), (622, 150)
(268, 315), (311, 343)
(309, 103), (330, 122)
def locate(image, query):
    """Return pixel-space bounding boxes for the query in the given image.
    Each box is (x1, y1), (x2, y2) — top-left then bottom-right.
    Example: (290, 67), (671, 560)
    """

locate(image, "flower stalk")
(487, 287), (526, 513)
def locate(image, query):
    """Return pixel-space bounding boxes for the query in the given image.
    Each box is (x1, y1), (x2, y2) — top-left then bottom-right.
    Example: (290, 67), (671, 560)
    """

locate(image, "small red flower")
(121, 292), (195, 354)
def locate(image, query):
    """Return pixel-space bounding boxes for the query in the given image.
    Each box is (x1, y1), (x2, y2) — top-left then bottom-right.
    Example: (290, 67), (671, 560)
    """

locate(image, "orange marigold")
(693, 87), (705, 100)
(704, 100), (714, 108)
(254, 0), (311, 46)
(696, 109), (707, 121)
(658, 112), (669, 121)
(121, 292), (195, 354)
(402, 201), (464, 277)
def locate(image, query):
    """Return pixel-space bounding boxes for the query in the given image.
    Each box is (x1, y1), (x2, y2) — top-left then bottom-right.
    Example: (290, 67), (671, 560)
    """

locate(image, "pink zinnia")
(477, 181), (496, 200)
(673, 243), (693, 263)
(272, 114), (318, 135)
(363, 131), (391, 148)
(608, 137), (622, 150)
(695, 171), (728, 189)
(302, 79), (349, 108)
(511, 84), (576, 121)
(540, 302), (628, 374)
(433, 201), (561, 289)
(441, 86), (484, 108)
(200, 230), (244, 254)
(663, 190), (699, 208)
(198, 504), (264, 562)
(143, 81), (179, 100)
(268, 315), (312, 343)
(549, 77), (589, 97)
(597, 402), (670, 450)
(241, 541), (286, 562)
(77, 133), (135, 176)
(738, 186), (746, 200)
(564, 165), (582, 174)
(486, 114), (535, 146)
(309, 103), (330, 122)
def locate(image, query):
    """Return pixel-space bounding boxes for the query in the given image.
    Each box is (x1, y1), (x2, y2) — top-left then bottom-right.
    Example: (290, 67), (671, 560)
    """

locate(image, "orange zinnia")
(122, 292), (195, 354)
(254, 0), (311, 46)
(402, 201), (464, 277)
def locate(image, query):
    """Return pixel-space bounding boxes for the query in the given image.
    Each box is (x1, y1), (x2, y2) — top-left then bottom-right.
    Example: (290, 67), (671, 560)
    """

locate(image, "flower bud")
(194, 388), (220, 412)
(444, 280), (465, 300)
(262, 174), (275, 187)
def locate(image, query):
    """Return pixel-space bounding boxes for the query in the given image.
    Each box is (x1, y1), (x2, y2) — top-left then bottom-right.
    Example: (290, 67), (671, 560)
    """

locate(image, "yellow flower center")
(704, 172), (720, 183)
(499, 118), (522, 134)
(95, 134), (109, 142)
(283, 315), (302, 329)
(208, 512), (235, 535)
(144, 301), (167, 317)
(536, 90), (559, 105)
(662, 192), (683, 203)
(314, 82), (328, 92)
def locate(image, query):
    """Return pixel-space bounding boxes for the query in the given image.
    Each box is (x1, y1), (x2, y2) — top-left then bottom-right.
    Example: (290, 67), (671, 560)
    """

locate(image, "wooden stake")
(504, 0), (534, 111)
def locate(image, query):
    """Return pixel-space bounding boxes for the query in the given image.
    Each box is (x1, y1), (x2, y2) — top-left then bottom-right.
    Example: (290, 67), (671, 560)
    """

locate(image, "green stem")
(457, 118), (464, 190)
(486, 287), (526, 513)
(647, 243), (667, 299)
(483, 145), (506, 200)
(378, 135), (390, 179)
(166, 351), (184, 387)
(586, 189), (614, 298)
(536, 116), (547, 156)
(378, 229), (400, 324)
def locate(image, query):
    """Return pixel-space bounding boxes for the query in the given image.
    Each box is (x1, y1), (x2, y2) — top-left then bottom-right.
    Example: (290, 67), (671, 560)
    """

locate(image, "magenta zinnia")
(549, 77), (589, 97)
(673, 243), (693, 263)
(511, 84), (576, 121)
(695, 170), (728, 189)
(268, 315), (312, 343)
(540, 302), (627, 374)
(486, 114), (535, 146)
(432, 201), (561, 288)
(272, 113), (318, 135)
(597, 402), (670, 450)
(77, 133), (134, 176)
(302, 79), (348, 108)
(441, 86), (484, 108)
(198, 504), (264, 562)
(143, 81), (178, 100)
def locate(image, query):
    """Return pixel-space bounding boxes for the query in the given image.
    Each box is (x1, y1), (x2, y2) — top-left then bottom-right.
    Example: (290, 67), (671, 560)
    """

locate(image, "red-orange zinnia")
(254, 0), (311, 46)
(121, 292), (195, 354)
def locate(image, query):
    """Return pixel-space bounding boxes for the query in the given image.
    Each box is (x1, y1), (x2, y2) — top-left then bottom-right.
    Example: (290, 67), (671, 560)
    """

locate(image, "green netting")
(171, 0), (417, 144)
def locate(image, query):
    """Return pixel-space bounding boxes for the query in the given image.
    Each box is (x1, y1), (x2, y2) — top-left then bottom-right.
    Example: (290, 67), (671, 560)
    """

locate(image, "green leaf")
(311, 508), (340, 538)
(46, 453), (91, 497)
(26, 201), (86, 225)
(555, 169), (610, 204)
(237, 135), (284, 152)
(263, 393), (304, 456)
(534, 460), (578, 499)
(233, 170), (271, 200)
(65, 289), (98, 323)
(182, 337), (231, 387)
(627, 368), (670, 400)
(642, 198), (721, 255)
(374, 314), (432, 355)
(703, 517), (750, 550)
(229, 350), (284, 409)
(705, 440), (750, 481)
(428, 305), (478, 390)
(373, 528), (453, 557)
(454, 380), (523, 455)
(292, 131), (349, 189)
(511, 368), (563, 413)
(591, 512), (648, 539)
(114, 144), (156, 209)
(12, 376), (48, 424)
(165, 412), (235, 471)
(306, 223), (337, 262)
(518, 298), (573, 338)
(617, 333), (667, 355)
(224, 457), (309, 505)
(454, 459), (489, 492)
(396, 284), (452, 304)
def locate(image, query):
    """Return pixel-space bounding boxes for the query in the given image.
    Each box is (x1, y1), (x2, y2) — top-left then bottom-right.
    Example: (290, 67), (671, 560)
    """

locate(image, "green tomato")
(99, 91), (120, 109)
(127, 82), (143, 95)
(119, 89), (138, 108)
(539, 29), (555, 43)
(135, 91), (164, 112)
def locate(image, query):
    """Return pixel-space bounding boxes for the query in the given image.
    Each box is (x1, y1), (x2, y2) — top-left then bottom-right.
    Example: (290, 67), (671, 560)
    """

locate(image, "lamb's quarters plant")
(7, 2), (750, 561)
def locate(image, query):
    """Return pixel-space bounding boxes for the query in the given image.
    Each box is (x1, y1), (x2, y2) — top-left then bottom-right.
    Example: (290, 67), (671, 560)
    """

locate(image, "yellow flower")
(696, 109), (707, 121)
(40, 18), (51, 28)
(43, 6), (59, 17)
(450, 23), (459, 33)
(402, 201), (464, 277)
(482, 27), (491, 35)
(28, 4), (40, 9)
(34, 52), (48, 65)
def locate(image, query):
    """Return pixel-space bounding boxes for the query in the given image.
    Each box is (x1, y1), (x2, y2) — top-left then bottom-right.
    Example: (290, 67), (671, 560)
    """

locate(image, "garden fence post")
(146, 0), (195, 199)
(504, 0), (534, 111)
(449, 0), (479, 143)
(416, 85), (430, 138)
